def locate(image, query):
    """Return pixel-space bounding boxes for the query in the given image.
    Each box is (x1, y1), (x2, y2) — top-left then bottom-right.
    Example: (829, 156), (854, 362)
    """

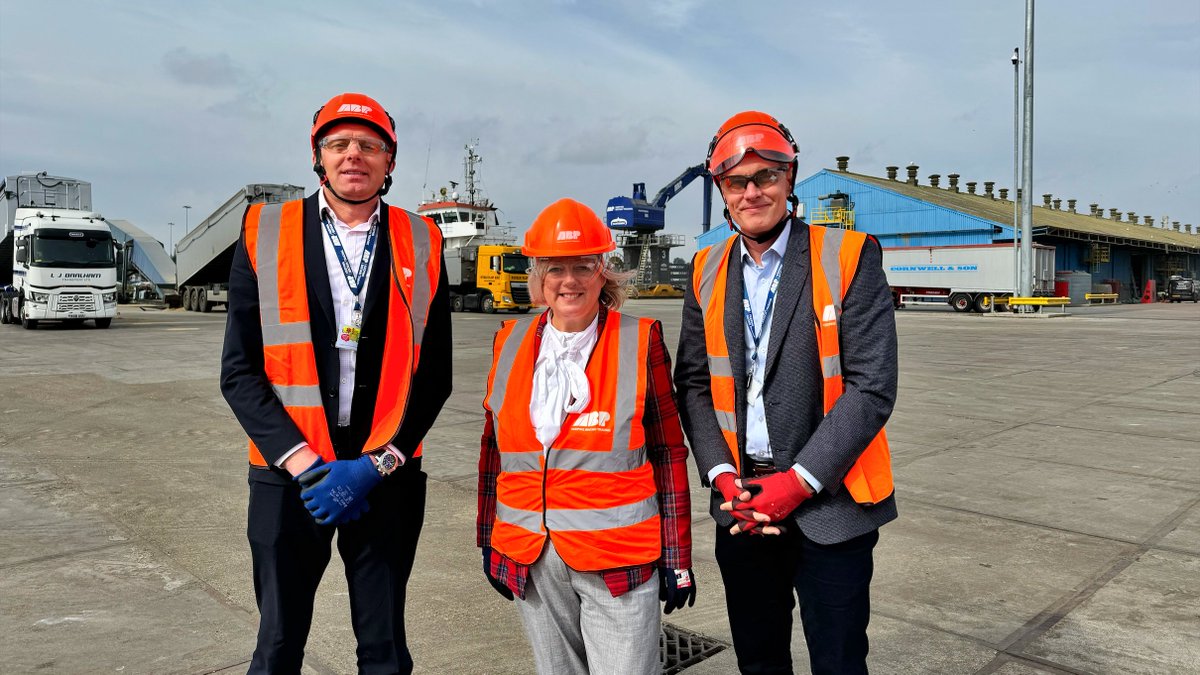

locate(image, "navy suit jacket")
(674, 219), (898, 544)
(220, 192), (451, 481)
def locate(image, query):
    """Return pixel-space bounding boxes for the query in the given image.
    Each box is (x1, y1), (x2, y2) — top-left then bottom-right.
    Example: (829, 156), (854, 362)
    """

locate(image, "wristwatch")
(370, 447), (404, 477)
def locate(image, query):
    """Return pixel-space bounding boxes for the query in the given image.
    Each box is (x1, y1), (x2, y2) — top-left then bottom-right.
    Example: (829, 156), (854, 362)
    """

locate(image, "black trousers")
(715, 523), (879, 675)
(246, 458), (426, 675)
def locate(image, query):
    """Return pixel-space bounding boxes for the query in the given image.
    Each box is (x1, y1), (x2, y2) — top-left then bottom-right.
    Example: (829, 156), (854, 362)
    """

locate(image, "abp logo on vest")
(570, 411), (611, 431)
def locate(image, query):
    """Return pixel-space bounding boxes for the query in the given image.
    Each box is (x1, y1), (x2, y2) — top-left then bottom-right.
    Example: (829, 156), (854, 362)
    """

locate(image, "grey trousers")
(516, 540), (660, 675)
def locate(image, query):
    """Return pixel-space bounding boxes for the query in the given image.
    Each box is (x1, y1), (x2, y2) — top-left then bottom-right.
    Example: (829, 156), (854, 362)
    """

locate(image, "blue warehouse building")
(697, 158), (1199, 302)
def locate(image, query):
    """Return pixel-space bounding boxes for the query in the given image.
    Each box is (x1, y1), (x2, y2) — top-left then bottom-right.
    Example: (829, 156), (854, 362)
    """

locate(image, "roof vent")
(1068, 199), (1077, 213)
(886, 166), (899, 180)
(984, 181), (995, 198)
(906, 164), (919, 185)
(948, 174), (960, 192)
(836, 156), (849, 172)
(999, 188), (1009, 200)
(928, 174), (941, 188)
(1144, 215), (1154, 227)
(966, 181), (977, 195)
(1109, 208), (1120, 220)
(1043, 193), (1053, 208)
(1053, 198), (1061, 210)
(1126, 211), (1136, 224)
(1090, 203), (1100, 217)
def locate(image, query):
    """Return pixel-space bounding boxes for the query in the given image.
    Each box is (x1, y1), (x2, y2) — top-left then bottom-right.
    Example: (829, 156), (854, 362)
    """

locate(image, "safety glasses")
(718, 167), (788, 193)
(537, 257), (603, 281)
(319, 136), (391, 156)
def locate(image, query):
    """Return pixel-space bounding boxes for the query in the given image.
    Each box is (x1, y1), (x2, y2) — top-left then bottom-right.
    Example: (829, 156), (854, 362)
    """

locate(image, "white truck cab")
(7, 208), (118, 328)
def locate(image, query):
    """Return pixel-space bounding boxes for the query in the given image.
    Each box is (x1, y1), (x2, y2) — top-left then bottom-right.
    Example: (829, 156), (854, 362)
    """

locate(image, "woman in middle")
(476, 198), (695, 675)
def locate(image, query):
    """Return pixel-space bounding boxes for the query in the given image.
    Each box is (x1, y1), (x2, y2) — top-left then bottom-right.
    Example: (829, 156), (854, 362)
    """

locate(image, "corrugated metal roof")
(824, 170), (1199, 253)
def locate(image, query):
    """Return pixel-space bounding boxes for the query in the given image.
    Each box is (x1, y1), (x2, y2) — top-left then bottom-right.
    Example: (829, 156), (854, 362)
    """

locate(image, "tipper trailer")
(883, 243), (1055, 312)
(175, 183), (304, 312)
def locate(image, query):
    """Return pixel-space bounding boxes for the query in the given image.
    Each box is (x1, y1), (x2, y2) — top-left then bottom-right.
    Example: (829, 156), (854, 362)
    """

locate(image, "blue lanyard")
(743, 261), (783, 384)
(321, 210), (377, 307)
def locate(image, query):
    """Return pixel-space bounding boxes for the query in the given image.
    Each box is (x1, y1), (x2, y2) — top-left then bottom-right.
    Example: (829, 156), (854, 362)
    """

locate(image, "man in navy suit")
(221, 93), (450, 674)
(675, 111), (898, 674)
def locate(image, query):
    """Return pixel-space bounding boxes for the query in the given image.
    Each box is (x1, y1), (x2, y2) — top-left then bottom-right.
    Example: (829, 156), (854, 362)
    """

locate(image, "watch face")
(378, 452), (399, 473)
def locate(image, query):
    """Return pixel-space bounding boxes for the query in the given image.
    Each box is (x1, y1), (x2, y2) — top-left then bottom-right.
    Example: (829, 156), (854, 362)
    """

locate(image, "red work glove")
(735, 469), (813, 522)
(714, 472), (762, 530)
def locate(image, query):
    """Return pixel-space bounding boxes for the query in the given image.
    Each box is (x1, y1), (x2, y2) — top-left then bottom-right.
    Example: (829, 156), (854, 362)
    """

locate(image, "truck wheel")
(949, 293), (972, 312)
(481, 295), (495, 313)
(200, 290), (212, 313)
(973, 294), (993, 313)
(21, 305), (36, 330)
(95, 318), (112, 329)
(0, 299), (9, 324)
(183, 288), (193, 311)
(451, 295), (464, 312)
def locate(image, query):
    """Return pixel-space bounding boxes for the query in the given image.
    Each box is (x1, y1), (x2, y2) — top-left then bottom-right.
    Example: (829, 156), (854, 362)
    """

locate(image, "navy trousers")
(715, 524), (879, 675)
(246, 459), (426, 675)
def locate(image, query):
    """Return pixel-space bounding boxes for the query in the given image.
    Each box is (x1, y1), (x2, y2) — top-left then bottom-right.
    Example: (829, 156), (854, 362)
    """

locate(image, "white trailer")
(883, 243), (1055, 312)
(1, 174), (118, 328)
(175, 183), (304, 312)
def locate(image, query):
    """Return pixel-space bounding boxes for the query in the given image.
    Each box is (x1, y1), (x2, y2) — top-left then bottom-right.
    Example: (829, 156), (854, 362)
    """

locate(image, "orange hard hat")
(707, 110), (798, 176)
(311, 92), (397, 150)
(522, 198), (616, 258)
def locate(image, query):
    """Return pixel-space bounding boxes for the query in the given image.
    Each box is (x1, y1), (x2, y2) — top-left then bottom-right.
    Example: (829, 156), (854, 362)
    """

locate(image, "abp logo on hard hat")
(337, 103), (373, 115)
(556, 230), (582, 241)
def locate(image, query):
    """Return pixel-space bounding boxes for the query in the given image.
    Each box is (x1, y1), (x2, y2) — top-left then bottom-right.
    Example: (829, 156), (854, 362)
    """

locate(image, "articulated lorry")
(175, 183), (305, 312)
(1, 173), (118, 329)
(446, 244), (532, 313)
(883, 243), (1055, 312)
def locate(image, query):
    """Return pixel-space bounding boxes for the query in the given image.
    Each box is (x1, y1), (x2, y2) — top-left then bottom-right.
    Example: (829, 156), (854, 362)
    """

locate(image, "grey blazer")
(674, 220), (898, 545)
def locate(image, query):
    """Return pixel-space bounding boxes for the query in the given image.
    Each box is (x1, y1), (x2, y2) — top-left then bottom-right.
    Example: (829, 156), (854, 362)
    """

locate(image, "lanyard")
(743, 261), (783, 387)
(321, 210), (377, 309)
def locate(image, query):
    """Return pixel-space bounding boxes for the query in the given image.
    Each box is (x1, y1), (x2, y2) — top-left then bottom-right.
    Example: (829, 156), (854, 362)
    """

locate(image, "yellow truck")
(446, 244), (532, 313)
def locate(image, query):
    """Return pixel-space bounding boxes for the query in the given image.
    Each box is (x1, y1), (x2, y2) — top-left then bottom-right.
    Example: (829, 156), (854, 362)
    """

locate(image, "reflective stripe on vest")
(690, 224), (894, 505)
(243, 199), (443, 466)
(484, 312), (661, 571)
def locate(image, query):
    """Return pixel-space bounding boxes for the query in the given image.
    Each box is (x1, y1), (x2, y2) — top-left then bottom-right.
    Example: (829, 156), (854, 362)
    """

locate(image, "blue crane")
(605, 163), (714, 233)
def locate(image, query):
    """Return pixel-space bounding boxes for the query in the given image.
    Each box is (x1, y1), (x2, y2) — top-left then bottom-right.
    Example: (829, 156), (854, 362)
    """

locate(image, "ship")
(417, 142), (514, 251)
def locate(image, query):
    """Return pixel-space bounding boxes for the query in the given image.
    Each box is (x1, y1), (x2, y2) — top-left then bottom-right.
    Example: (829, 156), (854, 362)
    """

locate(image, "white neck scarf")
(530, 314), (599, 449)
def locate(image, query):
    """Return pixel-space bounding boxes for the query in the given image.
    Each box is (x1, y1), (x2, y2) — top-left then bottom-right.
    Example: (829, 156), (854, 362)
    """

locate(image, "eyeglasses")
(719, 167), (788, 193)
(539, 259), (602, 280)
(319, 136), (391, 156)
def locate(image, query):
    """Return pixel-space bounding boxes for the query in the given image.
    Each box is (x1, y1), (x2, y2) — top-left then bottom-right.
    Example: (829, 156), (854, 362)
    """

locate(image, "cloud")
(162, 47), (242, 87)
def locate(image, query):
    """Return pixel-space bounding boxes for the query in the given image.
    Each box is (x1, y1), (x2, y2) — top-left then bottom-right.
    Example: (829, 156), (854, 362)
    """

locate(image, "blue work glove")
(482, 547), (514, 601)
(298, 454), (381, 526)
(659, 567), (697, 614)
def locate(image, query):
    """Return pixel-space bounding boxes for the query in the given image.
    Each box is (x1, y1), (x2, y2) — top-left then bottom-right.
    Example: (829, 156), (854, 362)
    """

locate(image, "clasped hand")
(715, 470), (812, 536)
(298, 454), (381, 526)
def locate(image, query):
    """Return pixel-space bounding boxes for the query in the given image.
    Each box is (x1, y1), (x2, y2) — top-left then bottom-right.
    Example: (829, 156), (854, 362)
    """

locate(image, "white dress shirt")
(707, 225), (824, 492)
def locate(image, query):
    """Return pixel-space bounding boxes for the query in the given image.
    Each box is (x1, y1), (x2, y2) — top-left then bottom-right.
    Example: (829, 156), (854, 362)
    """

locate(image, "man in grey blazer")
(674, 111), (898, 675)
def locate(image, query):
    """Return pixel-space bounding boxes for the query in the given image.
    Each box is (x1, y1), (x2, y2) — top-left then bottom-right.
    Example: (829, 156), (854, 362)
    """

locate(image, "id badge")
(336, 323), (361, 351)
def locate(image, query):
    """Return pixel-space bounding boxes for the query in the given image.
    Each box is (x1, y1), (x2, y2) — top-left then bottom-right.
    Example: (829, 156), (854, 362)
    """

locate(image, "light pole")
(183, 205), (192, 235)
(1019, 0), (1036, 298)
(168, 222), (175, 253)
(1012, 47), (1020, 296)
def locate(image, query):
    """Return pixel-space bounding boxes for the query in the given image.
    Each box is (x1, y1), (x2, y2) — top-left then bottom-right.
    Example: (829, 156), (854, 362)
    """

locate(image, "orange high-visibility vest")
(691, 224), (894, 505)
(242, 199), (443, 466)
(484, 312), (661, 571)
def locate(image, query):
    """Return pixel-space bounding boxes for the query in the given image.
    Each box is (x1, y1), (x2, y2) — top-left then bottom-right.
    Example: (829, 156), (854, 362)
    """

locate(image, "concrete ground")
(1, 299), (1197, 674)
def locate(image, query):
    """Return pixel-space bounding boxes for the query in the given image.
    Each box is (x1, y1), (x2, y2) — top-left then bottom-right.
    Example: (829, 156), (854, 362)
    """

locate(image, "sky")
(2, 0), (1197, 259)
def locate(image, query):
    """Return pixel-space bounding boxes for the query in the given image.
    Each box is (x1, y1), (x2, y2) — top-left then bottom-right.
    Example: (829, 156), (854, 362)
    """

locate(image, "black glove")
(659, 567), (697, 614)
(482, 547), (514, 601)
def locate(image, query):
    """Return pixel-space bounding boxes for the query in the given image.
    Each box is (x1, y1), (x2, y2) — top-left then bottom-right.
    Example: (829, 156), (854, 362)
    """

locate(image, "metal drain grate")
(660, 623), (728, 673)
